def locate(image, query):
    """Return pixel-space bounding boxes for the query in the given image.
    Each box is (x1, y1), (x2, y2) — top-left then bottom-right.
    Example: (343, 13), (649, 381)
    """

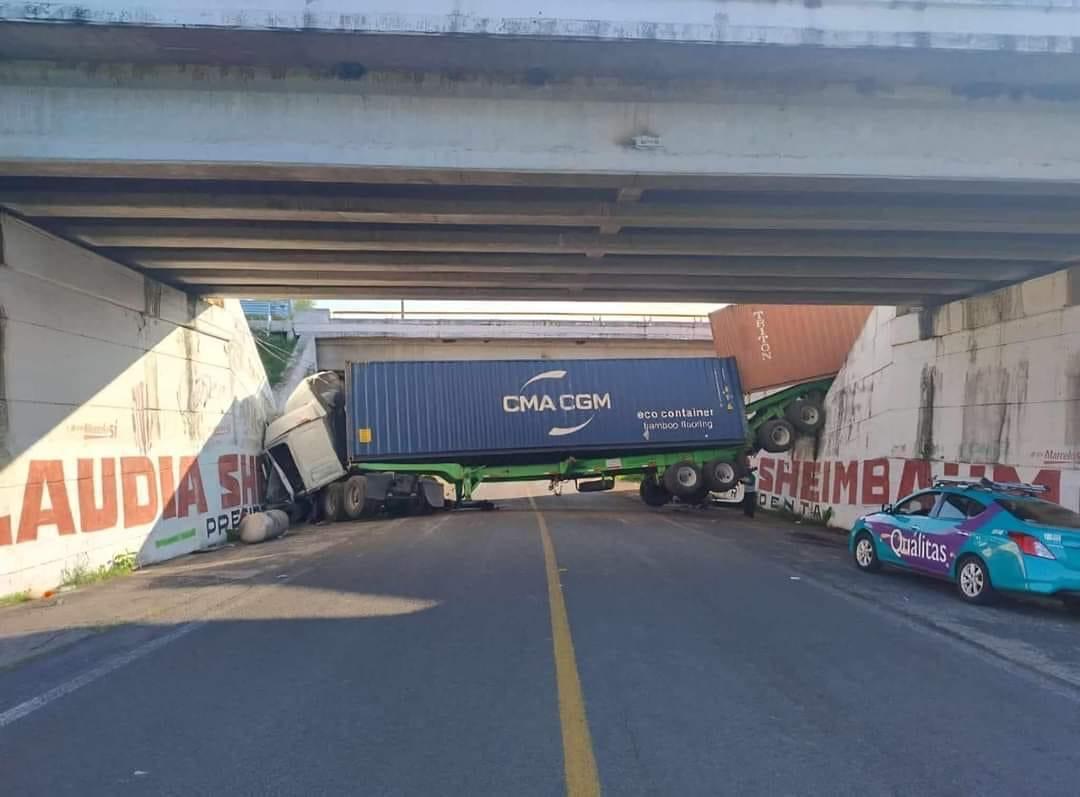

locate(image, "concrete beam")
(14, 190), (1080, 235)
(6, 61), (1080, 183)
(165, 270), (985, 296)
(7, 165), (1080, 199)
(67, 223), (1080, 261)
(126, 251), (1047, 282)
(200, 284), (930, 304)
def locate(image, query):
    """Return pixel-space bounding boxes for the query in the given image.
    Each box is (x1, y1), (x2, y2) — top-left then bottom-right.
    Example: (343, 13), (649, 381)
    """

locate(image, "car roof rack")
(932, 476), (1048, 496)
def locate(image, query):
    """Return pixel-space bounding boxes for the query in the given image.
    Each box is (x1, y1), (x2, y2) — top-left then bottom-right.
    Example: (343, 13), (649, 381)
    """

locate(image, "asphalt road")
(3, 486), (1080, 796)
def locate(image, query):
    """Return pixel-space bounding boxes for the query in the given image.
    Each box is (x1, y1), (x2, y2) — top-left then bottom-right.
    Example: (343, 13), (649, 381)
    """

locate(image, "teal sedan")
(849, 478), (1080, 608)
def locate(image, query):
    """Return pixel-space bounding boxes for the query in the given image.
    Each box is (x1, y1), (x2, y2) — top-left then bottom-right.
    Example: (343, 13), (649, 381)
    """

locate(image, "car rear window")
(996, 498), (1080, 529)
(938, 494), (986, 521)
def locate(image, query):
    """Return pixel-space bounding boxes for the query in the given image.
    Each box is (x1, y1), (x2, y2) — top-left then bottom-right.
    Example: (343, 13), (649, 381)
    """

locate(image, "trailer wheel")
(704, 459), (744, 493)
(639, 477), (672, 507)
(663, 461), (704, 498)
(342, 475), (369, 521)
(319, 482), (345, 522)
(757, 419), (796, 453)
(785, 397), (825, 434)
(680, 483), (711, 506)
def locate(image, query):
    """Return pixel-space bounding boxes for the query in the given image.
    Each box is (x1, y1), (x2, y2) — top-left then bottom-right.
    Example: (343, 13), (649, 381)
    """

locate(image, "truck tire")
(680, 483), (712, 506)
(757, 419), (796, 453)
(785, 397), (825, 434)
(704, 458), (744, 493)
(663, 461), (704, 498)
(342, 475), (369, 521)
(639, 477), (672, 507)
(320, 482), (345, 522)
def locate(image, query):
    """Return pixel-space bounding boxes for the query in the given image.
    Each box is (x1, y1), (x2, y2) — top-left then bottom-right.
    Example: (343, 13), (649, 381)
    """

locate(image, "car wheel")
(757, 419), (796, 453)
(663, 461), (704, 499)
(342, 475), (369, 521)
(786, 397), (825, 434)
(853, 531), (881, 572)
(704, 458), (743, 493)
(956, 555), (995, 605)
(319, 482), (345, 523)
(639, 477), (672, 507)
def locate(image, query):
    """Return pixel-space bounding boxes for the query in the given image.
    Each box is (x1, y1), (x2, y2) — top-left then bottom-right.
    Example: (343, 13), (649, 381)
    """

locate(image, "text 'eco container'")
(346, 357), (748, 463)
(709, 304), (871, 393)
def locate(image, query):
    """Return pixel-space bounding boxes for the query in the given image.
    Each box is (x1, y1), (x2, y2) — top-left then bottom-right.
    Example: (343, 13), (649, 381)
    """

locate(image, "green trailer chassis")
(348, 378), (833, 502)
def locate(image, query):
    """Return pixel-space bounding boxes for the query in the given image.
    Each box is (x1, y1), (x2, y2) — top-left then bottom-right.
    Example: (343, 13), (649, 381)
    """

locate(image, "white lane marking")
(0, 621), (207, 729)
(405, 514), (453, 548)
(422, 514), (452, 538)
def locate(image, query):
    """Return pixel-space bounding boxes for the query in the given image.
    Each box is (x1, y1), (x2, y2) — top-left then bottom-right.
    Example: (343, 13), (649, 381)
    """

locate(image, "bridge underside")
(2, 170), (1078, 305)
(5, 6), (1080, 306)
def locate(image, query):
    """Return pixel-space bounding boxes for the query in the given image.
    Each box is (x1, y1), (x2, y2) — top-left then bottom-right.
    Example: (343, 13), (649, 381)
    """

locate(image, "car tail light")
(1008, 532), (1056, 560)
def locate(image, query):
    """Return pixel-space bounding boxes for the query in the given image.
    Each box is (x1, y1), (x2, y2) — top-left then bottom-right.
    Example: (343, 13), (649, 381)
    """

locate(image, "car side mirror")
(881, 503), (894, 515)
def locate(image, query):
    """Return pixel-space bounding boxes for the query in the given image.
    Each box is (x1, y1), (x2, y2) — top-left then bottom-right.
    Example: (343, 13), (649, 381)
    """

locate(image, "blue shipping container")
(346, 357), (748, 464)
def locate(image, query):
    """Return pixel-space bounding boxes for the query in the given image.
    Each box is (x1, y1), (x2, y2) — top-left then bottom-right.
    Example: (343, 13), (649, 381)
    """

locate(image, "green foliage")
(60, 552), (137, 588)
(254, 331), (299, 386)
(0, 590), (32, 607)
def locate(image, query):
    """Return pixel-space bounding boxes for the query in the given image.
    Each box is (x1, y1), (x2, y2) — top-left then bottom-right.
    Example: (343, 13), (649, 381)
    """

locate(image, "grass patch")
(253, 332), (299, 386)
(0, 590), (32, 608)
(60, 552), (137, 588)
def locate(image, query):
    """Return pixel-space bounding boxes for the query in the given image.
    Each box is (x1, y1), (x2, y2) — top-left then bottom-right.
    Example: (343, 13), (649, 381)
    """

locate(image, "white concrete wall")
(0, 215), (275, 595)
(754, 268), (1080, 527)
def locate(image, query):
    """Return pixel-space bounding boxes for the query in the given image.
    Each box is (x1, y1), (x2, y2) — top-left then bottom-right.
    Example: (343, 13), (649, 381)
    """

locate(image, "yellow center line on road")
(528, 494), (601, 797)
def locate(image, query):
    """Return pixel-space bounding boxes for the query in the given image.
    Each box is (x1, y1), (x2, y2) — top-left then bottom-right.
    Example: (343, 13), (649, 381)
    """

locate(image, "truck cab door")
(265, 402), (347, 495)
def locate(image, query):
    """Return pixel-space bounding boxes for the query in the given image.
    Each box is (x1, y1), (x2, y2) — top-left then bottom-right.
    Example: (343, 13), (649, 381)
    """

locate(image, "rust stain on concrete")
(959, 365), (1009, 463)
(958, 358), (1028, 465)
(962, 285), (1024, 330)
(0, 303), (10, 470)
(1065, 353), (1080, 447)
(916, 364), (937, 460)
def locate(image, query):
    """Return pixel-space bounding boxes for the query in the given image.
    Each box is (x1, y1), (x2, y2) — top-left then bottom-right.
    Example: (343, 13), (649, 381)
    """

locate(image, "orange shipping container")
(709, 304), (872, 393)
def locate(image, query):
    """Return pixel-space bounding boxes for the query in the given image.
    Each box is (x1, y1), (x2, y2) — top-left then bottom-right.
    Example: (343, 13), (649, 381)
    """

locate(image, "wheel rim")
(676, 467), (698, 489)
(855, 538), (874, 567)
(800, 406), (821, 426)
(771, 425), (792, 447)
(714, 463), (735, 483)
(959, 562), (984, 597)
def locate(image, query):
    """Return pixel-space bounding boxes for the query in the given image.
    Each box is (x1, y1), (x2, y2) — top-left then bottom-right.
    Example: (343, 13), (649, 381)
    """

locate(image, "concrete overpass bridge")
(4, 1), (1080, 595)
(4, 1), (1080, 304)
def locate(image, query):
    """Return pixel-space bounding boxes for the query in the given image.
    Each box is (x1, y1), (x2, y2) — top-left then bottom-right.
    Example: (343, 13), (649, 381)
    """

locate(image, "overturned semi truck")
(262, 356), (830, 520)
